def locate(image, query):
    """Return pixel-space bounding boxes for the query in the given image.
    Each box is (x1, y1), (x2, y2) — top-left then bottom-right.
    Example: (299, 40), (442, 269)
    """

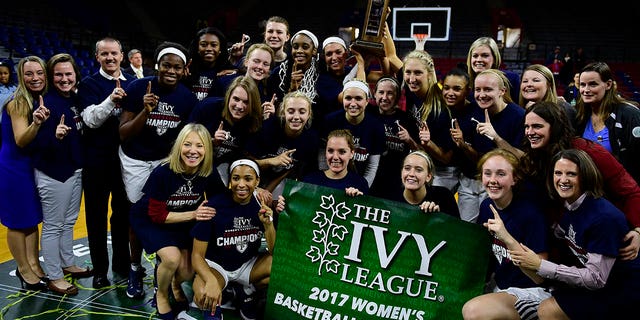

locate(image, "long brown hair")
(575, 61), (634, 126)
(222, 76), (263, 133)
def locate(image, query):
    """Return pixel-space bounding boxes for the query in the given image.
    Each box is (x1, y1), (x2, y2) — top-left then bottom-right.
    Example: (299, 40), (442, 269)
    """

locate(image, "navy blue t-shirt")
(120, 76), (197, 161)
(322, 110), (386, 177)
(302, 170), (370, 195)
(478, 194), (548, 289)
(191, 192), (264, 271)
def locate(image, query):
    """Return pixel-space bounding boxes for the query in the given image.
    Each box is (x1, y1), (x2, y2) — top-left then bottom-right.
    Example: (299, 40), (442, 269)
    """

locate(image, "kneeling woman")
(191, 159), (276, 320)
(129, 123), (224, 319)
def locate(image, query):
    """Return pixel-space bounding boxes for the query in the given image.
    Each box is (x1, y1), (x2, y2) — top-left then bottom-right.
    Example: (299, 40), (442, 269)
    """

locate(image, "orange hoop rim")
(413, 33), (428, 40)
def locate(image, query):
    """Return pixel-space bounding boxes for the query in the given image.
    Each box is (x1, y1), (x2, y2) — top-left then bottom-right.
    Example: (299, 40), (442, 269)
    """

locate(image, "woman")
(130, 123), (225, 319)
(303, 128), (369, 196)
(215, 43), (276, 111)
(0, 56), (49, 291)
(0, 59), (17, 110)
(316, 36), (354, 116)
(402, 50), (455, 189)
(368, 76), (421, 198)
(269, 30), (321, 125)
(510, 149), (640, 319)
(322, 79), (385, 187)
(473, 69), (525, 156)
(0, 59), (17, 147)
(461, 148), (548, 320)
(248, 91), (320, 198)
(186, 27), (236, 101)
(118, 41), (196, 299)
(575, 61), (640, 184)
(119, 41), (196, 204)
(264, 16), (291, 65)
(191, 159), (275, 320)
(387, 150), (459, 218)
(445, 67), (486, 222)
(466, 36), (520, 102)
(32, 53), (88, 295)
(519, 63), (576, 127)
(521, 101), (640, 260)
(189, 75), (263, 184)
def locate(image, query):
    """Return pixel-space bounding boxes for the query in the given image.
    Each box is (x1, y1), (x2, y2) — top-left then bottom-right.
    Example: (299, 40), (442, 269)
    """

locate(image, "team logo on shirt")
(146, 102), (181, 135)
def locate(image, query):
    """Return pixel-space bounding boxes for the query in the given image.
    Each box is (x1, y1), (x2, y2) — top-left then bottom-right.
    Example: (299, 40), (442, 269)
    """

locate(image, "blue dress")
(0, 107), (43, 229)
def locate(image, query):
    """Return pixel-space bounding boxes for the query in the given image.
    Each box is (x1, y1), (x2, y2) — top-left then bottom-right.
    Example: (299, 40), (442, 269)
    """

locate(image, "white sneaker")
(175, 310), (197, 320)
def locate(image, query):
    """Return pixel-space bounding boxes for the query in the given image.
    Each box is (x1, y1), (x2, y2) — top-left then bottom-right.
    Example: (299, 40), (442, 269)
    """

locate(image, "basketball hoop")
(413, 33), (429, 51)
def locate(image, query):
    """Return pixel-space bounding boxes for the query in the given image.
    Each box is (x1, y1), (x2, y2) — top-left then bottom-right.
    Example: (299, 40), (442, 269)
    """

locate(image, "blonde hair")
(278, 91), (313, 128)
(245, 43), (275, 71)
(476, 69), (513, 103)
(466, 37), (502, 85)
(402, 50), (447, 122)
(166, 123), (214, 177)
(519, 64), (557, 106)
(404, 150), (435, 186)
(9, 56), (48, 119)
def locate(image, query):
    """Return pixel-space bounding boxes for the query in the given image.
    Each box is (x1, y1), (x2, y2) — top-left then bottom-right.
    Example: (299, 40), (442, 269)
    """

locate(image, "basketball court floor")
(0, 203), (243, 319)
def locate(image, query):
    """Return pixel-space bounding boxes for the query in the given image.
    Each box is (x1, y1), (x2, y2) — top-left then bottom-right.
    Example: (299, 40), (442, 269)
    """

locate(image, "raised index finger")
(218, 121), (224, 131)
(59, 114), (65, 125)
(115, 79), (121, 89)
(270, 93), (276, 104)
(489, 204), (500, 219)
(484, 109), (490, 123)
(146, 81), (152, 94)
(38, 95), (44, 107)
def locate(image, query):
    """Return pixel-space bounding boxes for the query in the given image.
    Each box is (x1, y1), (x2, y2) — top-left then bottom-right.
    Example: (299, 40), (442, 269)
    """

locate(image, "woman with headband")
(118, 41), (198, 299)
(322, 79), (386, 188)
(268, 30), (321, 124)
(368, 76), (421, 198)
(129, 123), (225, 319)
(387, 150), (459, 217)
(316, 36), (354, 117)
(191, 158), (276, 320)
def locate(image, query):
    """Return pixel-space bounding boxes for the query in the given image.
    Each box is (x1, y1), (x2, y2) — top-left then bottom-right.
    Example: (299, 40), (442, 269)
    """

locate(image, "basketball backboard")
(391, 7), (451, 42)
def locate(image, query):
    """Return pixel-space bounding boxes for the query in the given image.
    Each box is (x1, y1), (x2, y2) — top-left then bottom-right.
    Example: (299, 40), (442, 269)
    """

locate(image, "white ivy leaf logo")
(320, 195), (335, 209)
(308, 194), (352, 275)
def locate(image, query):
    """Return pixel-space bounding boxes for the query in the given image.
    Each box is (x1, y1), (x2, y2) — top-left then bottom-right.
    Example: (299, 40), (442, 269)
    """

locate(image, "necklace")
(181, 173), (197, 192)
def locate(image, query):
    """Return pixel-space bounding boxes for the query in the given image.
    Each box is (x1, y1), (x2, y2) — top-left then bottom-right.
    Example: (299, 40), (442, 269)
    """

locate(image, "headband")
(343, 79), (370, 96)
(408, 150), (433, 168)
(230, 159), (260, 177)
(322, 36), (346, 51)
(157, 47), (186, 64)
(292, 30), (318, 48)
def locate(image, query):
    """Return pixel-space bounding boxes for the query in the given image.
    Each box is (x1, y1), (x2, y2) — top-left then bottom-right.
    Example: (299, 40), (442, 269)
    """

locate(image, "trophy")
(351, 0), (390, 56)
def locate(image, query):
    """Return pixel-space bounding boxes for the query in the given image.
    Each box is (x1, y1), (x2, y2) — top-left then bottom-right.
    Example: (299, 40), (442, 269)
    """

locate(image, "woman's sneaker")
(238, 288), (257, 320)
(219, 285), (237, 310)
(126, 267), (144, 299)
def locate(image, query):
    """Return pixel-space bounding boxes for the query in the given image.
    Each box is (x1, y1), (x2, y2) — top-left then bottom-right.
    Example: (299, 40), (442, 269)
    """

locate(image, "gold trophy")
(351, 0), (390, 56)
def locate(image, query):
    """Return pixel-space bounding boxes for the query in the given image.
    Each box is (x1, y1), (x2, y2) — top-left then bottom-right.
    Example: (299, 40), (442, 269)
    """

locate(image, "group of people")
(1, 13), (640, 320)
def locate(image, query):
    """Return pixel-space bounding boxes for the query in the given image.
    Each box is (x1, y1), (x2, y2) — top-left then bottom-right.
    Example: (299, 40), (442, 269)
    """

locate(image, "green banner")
(265, 180), (491, 320)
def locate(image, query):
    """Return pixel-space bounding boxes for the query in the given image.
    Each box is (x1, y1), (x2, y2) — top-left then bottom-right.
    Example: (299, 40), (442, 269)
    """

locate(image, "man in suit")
(123, 49), (153, 79)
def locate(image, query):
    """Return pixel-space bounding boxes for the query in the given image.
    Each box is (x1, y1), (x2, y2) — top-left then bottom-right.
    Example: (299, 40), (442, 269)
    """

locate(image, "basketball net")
(413, 33), (428, 51)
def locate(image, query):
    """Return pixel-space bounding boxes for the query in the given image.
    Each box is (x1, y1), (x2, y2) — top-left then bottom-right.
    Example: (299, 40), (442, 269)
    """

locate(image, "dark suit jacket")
(123, 66), (154, 78)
